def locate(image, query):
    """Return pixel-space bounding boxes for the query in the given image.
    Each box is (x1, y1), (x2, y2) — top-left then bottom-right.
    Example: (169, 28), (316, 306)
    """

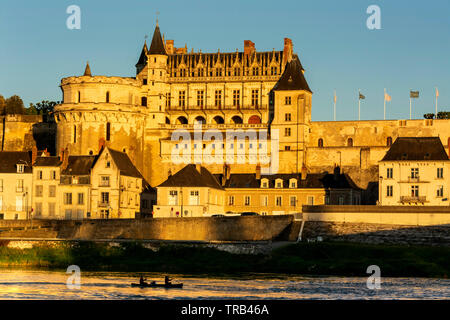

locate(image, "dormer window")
(275, 178), (283, 188)
(261, 178), (269, 188)
(289, 178), (297, 188)
(17, 164), (25, 173)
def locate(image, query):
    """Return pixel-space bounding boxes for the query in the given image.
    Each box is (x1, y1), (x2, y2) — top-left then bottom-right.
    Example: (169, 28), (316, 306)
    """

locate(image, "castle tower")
(146, 22), (169, 128)
(53, 62), (146, 175)
(269, 48), (312, 174)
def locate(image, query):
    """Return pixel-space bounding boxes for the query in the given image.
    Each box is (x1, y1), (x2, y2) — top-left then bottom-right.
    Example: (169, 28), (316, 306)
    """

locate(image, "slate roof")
(107, 148), (144, 179)
(381, 137), (449, 161)
(0, 151), (32, 173)
(61, 156), (97, 175)
(158, 164), (224, 190)
(215, 172), (361, 190)
(148, 24), (167, 55)
(272, 55), (312, 92)
(135, 42), (148, 67)
(83, 62), (92, 76)
(34, 156), (61, 167)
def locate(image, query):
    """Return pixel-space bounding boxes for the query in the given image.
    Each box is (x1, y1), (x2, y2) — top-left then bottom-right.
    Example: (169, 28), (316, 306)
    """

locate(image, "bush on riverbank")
(0, 241), (449, 278)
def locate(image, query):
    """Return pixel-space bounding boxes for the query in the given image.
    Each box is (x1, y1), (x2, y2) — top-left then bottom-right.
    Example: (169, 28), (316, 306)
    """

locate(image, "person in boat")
(164, 276), (172, 285)
(139, 275), (147, 285)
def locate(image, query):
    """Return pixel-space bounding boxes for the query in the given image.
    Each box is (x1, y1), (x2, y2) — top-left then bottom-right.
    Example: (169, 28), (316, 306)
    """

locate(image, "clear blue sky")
(1, 0), (449, 121)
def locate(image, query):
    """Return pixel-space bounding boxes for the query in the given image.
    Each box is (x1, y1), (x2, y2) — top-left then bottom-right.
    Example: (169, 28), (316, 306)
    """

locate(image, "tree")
(0, 95), (5, 115)
(28, 100), (59, 115)
(5, 95), (25, 114)
(423, 111), (450, 119)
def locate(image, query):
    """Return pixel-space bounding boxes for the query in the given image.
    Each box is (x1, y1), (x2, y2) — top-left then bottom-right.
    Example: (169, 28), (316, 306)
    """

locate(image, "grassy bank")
(0, 241), (449, 278)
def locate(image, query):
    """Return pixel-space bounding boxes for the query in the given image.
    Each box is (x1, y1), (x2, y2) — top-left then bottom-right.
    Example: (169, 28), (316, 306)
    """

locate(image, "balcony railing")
(408, 176), (420, 182)
(166, 105), (267, 112)
(98, 201), (110, 208)
(400, 196), (427, 203)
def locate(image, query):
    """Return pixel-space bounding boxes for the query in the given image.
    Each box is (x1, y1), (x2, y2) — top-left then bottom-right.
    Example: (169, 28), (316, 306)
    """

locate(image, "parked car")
(240, 212), (259, 216)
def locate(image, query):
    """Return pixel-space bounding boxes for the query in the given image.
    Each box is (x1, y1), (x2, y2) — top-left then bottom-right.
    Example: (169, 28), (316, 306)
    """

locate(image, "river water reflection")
(0, 269), (448, 300)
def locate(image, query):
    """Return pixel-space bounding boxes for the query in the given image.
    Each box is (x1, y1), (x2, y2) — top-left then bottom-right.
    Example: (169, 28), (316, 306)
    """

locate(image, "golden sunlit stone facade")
(53, 23), (450, 198)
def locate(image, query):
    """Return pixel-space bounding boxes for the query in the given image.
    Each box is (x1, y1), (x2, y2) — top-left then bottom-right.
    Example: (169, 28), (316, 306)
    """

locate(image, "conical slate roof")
(83, 62), (92, 76)
(273, 56), (311, 92)
(148, 24), (167, 55)
(135, 42), (148, 67)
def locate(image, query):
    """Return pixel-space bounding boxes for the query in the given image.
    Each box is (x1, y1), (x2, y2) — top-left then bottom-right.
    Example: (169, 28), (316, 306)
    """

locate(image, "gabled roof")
(61, 156), (97, 175)
(158, 164), (224, 190)
(107, 148), (144, 179)
(135, 42), (148, 67)
(272, 55), (311, 92)
(0, 151), (32, 173)
(215, 172), (361, 190)
(148, 24), (167, 55)
(381, 137), (449, 161)
(34, 156), (61, 167)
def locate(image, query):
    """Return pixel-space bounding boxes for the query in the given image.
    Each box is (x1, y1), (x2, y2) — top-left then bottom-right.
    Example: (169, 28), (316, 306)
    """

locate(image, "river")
(0, 269), (448, 299)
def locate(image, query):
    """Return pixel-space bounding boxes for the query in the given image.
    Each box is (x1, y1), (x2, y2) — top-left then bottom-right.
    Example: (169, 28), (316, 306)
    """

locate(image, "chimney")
(31, 145), (37, 165)
(244, 40), (255, 56)
(301, 165), (308, 180)
(226, 164), (231, 180)
(165, 40), (174, 54)
(282, 38), (293, 66)
(222, 163), (228, 186)
(255, 164), (261, 180)
(195, 163), (202, 174)
(98, 137), (105, 152)
(62, 147), (69, 171)
(333, 164), (340, 181)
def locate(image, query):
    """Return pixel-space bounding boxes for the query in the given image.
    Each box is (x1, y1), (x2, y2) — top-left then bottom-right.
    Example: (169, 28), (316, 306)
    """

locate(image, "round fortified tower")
(53, 62), (147, 174)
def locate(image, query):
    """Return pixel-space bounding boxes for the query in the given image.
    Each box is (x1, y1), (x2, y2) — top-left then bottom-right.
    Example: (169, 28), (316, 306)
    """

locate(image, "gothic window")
(166, 93), (171, 108)
(318, 138), (323, 148)
(215, 69), (222, 77)
(179, 91), (185, 107)
(252, 67), (259, 76)
(215, 90), (222, 108)
(233, 90), (240, 107)
(251, 90), (259, 107)
(198, 68), (204, 77)
(271, 66), (277, 75)
(197, 90), (204, 108)
(234, 68), (240, 76)
(180, 68), (186, 77)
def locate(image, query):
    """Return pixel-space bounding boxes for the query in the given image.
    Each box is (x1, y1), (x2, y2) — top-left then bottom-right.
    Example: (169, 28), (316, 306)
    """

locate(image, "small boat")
(131, 282), (183, 288)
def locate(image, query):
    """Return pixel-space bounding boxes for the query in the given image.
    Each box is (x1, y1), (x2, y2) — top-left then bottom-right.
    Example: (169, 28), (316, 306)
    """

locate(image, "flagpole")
(435, 87), (438, 119)
(358, 89), (361, 121)
(334, 90), (336, 121)
(410, 97), (412, 120)
(384, 88), (386, 120)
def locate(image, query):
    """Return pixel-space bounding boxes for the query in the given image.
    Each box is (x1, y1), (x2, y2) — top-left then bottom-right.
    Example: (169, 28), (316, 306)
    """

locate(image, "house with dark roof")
(154, 164), (225, 217)
(90, 147), (154, 219)
(154, 163), (361, 217)
(0, 151), (33, 219)
(379, 137), (450, 205)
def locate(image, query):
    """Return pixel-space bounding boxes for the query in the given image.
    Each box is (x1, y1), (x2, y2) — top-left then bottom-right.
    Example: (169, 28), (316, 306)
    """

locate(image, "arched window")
(106, 122), (111, 141)
(176, 116), (188, 124)
(318, 138), (323, 148)
(248, 115), (261, 124)
(106, 92), (110, 103)
(194, 116), (206, 124)
(213, 116), (224, 124)
(387, 137), (393, 146)
(165, 117), (170, 124)
(231, 116), (243, 124)
(141, 97), (147, 107)
(347, 138), (353, 147)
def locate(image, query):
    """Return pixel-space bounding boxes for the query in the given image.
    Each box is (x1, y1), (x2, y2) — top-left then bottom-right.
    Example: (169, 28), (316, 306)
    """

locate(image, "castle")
(47, 23), (450, 203)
